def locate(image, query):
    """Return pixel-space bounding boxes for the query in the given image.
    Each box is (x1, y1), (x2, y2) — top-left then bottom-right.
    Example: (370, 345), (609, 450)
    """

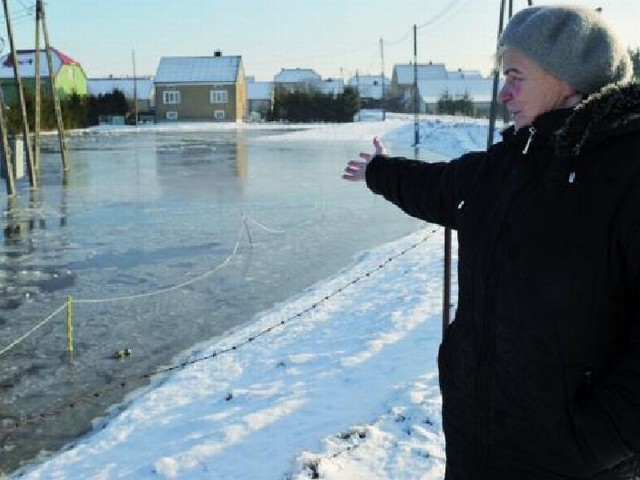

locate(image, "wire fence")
(0, 215), (441, 436)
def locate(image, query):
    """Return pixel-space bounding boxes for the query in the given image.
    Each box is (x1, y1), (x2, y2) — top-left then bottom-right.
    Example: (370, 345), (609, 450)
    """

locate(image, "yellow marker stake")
(66, 295), (74, 362)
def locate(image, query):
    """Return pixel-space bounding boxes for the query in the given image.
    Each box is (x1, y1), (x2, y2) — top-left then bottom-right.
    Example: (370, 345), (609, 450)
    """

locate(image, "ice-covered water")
(0, 126), (436, 473)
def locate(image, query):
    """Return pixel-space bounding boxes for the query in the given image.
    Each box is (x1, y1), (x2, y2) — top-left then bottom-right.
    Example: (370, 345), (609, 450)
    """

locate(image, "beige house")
(154, 52), (246, 122)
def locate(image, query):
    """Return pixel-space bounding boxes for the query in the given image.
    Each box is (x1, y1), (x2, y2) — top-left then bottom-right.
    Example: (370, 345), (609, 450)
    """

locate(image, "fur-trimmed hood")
(555, 81), (640, 157)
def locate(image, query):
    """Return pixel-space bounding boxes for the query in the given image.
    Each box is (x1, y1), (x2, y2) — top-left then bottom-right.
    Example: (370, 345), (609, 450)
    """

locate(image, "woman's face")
(498, 48), (576, 131)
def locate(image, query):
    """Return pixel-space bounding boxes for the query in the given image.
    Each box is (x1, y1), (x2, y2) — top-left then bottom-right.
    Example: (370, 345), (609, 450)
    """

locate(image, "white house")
(246, 79), (273, 120)
(273, 68), (322, 93)
(390, 62), (500, 117)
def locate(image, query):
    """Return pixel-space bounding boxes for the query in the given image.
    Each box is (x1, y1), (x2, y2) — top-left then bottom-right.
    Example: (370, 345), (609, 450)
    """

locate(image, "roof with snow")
(274, 68), (321, 83)
(446, 69), (484, 80)
(247, 81), (273, 101)
(418, 78), (501, 103)
(87, 77), (154, 100)
(315, 78), (344, 96)
(394, 63), (448, 84)
(154, 56), (242, 84)
(0, 48), (81, 78)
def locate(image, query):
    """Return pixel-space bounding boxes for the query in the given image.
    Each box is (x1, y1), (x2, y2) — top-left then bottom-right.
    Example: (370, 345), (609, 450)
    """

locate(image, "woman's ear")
(561, 82), (582, 107)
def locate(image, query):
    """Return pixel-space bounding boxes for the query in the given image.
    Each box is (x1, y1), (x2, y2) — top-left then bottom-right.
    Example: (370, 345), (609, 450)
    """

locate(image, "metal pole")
(443, 227), (452, 331)
(132, 49), (139, 126)
(413, 24), (419, 146)
(380, 37), (386, 121)
(487, 0), (507, 148)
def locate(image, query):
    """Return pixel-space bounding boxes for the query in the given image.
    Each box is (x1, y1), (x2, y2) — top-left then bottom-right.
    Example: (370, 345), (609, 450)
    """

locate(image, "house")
(273, 68), (321, 93)
(87, 76), (155, 116)
(0, 47), (87, 105)
(389, 62), (447, 109)
(246, 79), (273, 121)
(314, 78), (344, 97)
(347, 74), (389, 108)
(390, 62), (499, 117)
(153, 52), (246, 122)
(418, 77), (501, 117)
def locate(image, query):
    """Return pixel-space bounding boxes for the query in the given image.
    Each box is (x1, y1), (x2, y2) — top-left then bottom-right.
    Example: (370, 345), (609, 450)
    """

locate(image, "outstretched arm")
(342, 136), (386, 182)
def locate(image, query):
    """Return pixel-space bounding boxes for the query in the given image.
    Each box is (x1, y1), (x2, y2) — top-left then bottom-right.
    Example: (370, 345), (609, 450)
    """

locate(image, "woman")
(344, 6), (640, 479)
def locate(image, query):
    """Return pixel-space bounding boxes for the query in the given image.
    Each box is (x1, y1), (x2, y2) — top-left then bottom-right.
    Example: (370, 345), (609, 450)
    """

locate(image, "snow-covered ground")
(12, 112), (491, 480)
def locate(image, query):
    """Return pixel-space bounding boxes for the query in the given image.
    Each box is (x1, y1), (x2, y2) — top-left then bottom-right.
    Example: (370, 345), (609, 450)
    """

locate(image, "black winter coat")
(365, 83), (640, 480)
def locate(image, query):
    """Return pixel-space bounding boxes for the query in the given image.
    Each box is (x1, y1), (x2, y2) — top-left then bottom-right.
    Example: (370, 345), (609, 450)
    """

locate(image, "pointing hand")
(342, 136), (387, 182)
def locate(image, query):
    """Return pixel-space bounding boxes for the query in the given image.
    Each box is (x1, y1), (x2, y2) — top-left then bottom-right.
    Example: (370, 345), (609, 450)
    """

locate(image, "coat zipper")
(522, 126), (536, 154)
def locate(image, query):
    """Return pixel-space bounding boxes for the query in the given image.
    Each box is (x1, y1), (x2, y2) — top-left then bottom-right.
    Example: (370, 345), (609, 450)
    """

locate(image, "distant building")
(314, 78), (344, 96)
(347, 74), (389, 108)
(153, 52), (246, 122)
(246, 79), (273, 121)
(0, 48), (87, 105)
(390, 62), (499, 117)
(418, 77), (500, 117)
(273, 68), (322, 93)
(88, 76), (155, 116)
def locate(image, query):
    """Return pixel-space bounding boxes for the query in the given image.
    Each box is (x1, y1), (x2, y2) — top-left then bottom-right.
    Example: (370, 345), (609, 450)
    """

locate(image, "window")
(214, 110), (226, 120)
(210, 90), (228, 104)
(166, 111), (178, 120)
(163, 90), (181, 105)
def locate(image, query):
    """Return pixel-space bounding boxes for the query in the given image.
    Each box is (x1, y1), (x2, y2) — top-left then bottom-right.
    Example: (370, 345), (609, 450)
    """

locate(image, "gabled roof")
(274, 68), (321, 83)
(0, 47), (81, 78)
(447, 69), (484, 80)
(393, 63), (448, 84)
(154, 55), (242, 84)
(88, 77), (154, 100)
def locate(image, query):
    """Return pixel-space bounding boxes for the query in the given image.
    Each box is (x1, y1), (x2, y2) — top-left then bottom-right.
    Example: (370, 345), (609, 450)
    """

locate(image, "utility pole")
(3, 0), (36, 187)
(39, 0), (69, 170)
(380, 37), (385, 121)
(487, 0), (507, 148)
(355, 69), (361, 122)
(132, 49), (139, 126)
(413, 24), (419, 146)
(34, 0), (42, 170)
(0, 79), (15, 196)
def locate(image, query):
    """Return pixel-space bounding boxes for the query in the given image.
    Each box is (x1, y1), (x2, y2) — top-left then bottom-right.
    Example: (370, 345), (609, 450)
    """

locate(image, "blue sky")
(2, 0), (639, 81)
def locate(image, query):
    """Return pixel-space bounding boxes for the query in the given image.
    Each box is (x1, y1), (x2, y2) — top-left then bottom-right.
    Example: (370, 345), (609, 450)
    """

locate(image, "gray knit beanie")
(498, 5), (633, 95)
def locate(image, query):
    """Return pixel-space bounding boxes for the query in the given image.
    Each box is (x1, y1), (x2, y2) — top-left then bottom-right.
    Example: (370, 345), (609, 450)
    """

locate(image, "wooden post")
(40, 0), (69, 171)
(34, 0), (42, 170)
(0, 80), (15, 196)
(2, 0), (37, 187)
(66, 295), (74, 363)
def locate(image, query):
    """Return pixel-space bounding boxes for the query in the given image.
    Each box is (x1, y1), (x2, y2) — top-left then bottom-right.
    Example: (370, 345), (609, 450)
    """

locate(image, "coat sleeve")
(364, 151), (488, 229)
(573, 223), (640, 468)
